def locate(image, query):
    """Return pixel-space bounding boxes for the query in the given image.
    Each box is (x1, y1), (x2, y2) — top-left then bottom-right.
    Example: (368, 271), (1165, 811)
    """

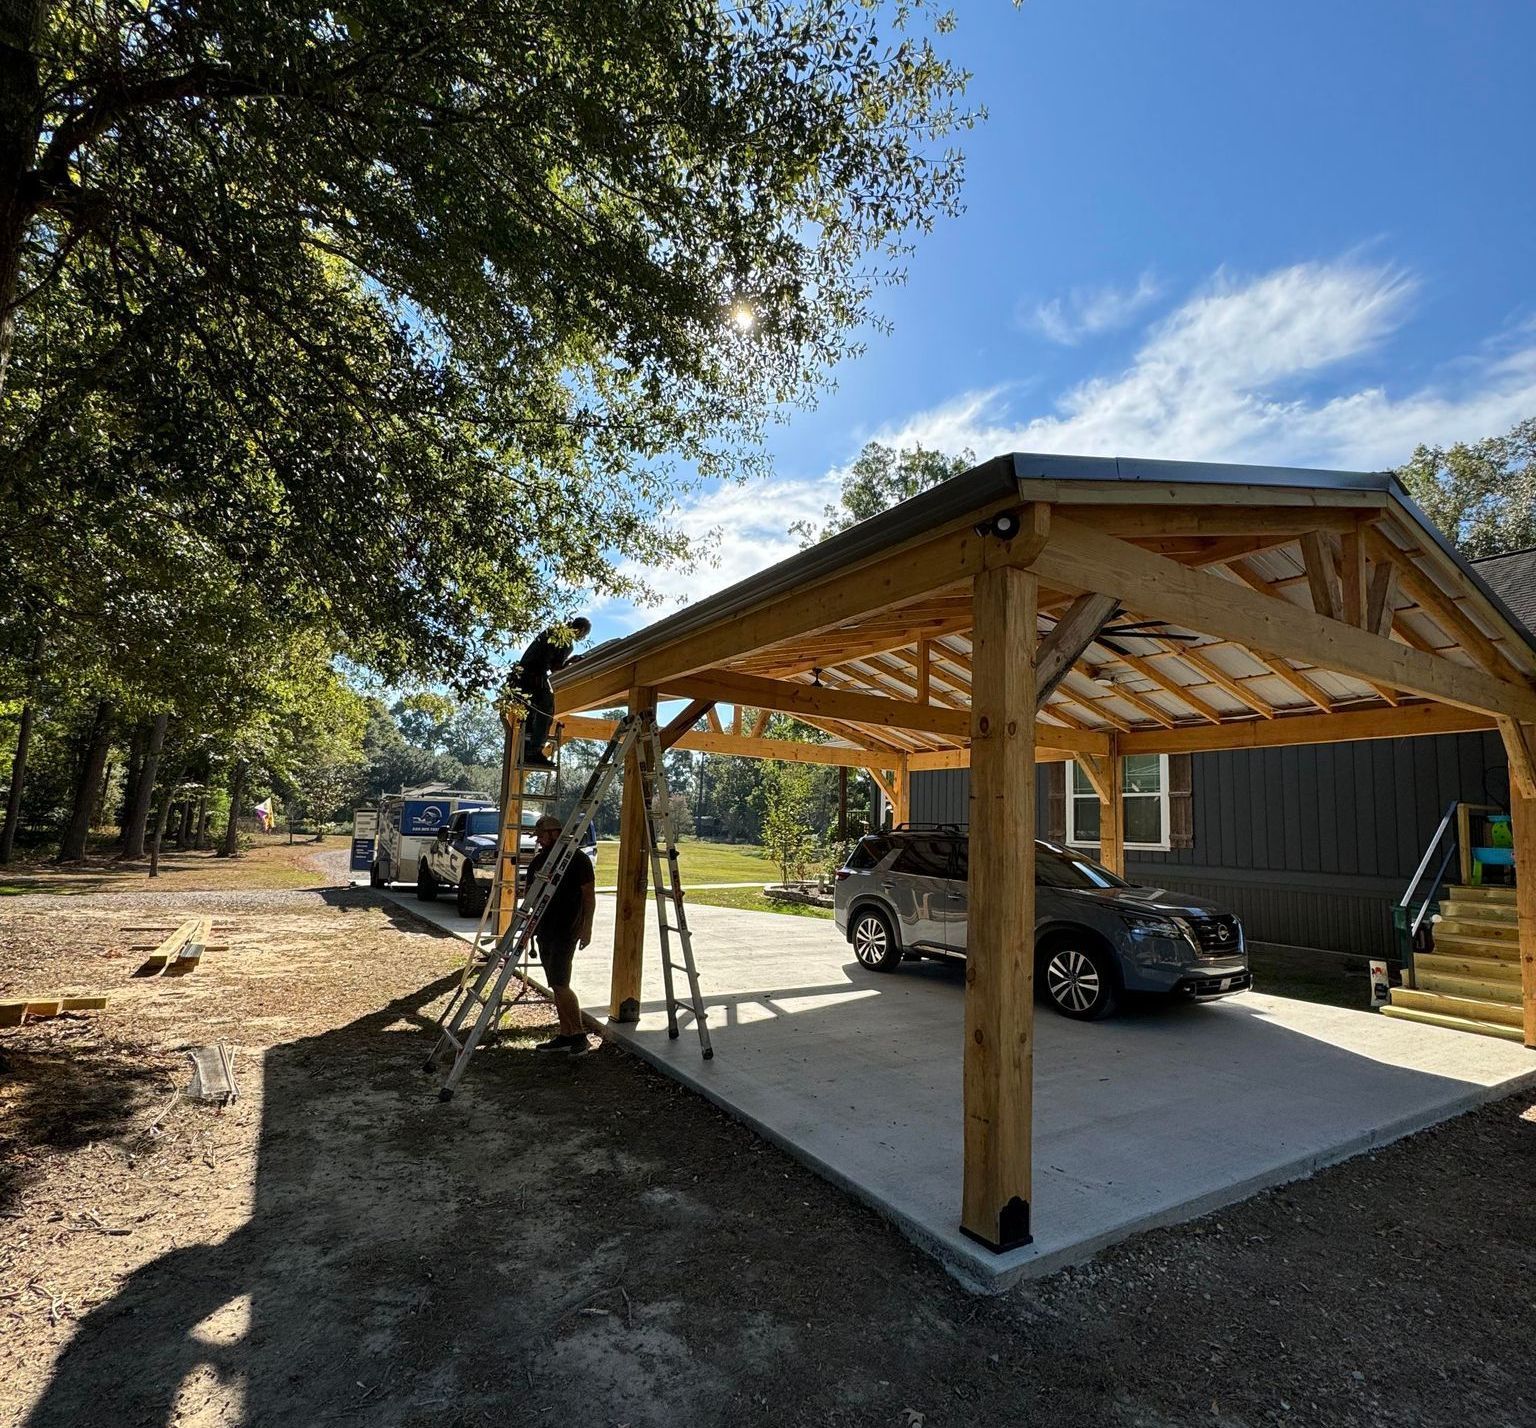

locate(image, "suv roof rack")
(890, 822), (967, 834)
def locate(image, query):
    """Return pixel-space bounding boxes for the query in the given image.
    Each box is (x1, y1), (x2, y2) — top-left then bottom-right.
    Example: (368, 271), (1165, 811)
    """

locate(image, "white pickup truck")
(368, 787), (493, 894)
(419, 807), (601, 918)
(417, 806), (535, 916)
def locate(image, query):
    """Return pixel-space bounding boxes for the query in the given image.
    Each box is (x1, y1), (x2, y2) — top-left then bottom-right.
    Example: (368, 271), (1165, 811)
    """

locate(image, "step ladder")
(425, 711), (711, 1098)
(636, 723), (713, 1059)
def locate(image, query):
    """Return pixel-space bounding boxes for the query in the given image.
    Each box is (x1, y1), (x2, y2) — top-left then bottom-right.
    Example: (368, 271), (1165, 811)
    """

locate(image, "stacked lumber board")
(0, 994), (109, 1028)
(1382, 886), (1525, 1042)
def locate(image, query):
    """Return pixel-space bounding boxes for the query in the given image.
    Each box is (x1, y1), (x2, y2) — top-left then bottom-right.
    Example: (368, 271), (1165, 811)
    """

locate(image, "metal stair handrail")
(1401, 800), (1460, 939)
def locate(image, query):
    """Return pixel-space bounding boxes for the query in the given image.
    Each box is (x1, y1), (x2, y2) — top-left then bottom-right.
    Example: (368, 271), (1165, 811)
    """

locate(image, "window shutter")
(1168, 753), (1194, 849)
(1045, 762), (1066, 842)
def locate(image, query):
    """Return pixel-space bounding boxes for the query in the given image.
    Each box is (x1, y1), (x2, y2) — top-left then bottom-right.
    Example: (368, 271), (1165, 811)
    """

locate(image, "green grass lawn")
(595, 838), (781, 887)
(683, 885), (834, 919)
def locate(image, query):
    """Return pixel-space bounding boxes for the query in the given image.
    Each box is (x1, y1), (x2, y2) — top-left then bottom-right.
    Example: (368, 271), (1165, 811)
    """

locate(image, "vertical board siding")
(910, 731), (1510, 959)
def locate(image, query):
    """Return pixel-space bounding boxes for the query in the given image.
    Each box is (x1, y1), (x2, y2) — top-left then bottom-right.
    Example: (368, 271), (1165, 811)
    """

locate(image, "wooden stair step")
(1440, 885), (1517, 904)
(1436, 902), (1519, 927)
(1414, 953), (1521, 983)
(1416, 972), (1523, 1005)
(1389, 988), (1524, 1029)
(1431, 932), (1524, 961)
(1379, 1005), (1527, 1043)
(1433, 920), (1519, 943)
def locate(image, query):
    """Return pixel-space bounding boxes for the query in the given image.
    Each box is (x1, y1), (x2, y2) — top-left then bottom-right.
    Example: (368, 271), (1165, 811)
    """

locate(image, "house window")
(1065, 754), (1171, 852)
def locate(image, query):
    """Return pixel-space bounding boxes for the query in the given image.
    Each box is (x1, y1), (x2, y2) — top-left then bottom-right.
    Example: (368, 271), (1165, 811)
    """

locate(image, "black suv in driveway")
(833, 825), (1249, 1020)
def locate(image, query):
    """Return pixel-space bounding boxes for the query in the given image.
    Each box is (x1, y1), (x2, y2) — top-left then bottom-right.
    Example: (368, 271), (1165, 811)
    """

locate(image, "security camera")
(974, 511), (1022, 540)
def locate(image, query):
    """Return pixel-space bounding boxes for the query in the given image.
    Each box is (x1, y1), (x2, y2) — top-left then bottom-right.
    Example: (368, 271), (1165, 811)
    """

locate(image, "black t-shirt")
(515, 628), (575, 688)
(527, 845), (594, 939)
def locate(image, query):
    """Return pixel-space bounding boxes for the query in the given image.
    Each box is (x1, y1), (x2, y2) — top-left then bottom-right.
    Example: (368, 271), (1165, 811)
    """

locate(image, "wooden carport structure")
(550, 453), (1536, 1253)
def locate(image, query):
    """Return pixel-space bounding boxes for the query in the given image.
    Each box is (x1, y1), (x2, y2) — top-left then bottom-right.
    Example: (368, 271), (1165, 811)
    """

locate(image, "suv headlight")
(474, 848), (496, 865)
(1118, 910), (1185, 939)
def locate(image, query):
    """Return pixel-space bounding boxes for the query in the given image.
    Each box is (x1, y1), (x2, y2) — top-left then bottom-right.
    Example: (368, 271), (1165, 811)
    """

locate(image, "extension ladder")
(426, 711), (711, 1098)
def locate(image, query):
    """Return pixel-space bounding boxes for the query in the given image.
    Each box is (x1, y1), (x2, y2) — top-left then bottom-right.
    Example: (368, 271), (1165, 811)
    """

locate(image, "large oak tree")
(0, 0), (973, 687)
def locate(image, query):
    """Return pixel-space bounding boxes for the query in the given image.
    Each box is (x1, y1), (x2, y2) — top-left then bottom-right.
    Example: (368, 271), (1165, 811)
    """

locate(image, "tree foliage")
(2, 0), (974, 689)
(792, 440), (973, 545)
(1399, 417), (1536, 558)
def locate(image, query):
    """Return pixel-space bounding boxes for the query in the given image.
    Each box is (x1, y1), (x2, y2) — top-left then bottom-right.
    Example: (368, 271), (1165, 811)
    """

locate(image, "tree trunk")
(176, 797), (194, 847)
(117, 722), (148, 849)
(0, 694), (34, 863)
(0, 628), (44, 863)
(193, 794), (209, 849)
(0, 1), (47, 392)
(219, 759), (247, 857)
(147, 766), (183, 878)
(57, 699), (112, 862)
(93, 757), (113, 827)
(117, 712), (166, 860)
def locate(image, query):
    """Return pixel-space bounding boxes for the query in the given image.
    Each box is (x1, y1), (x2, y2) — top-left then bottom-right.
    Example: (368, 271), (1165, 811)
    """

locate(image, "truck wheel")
(457, 870), (486, 917)
(417, 860), (439, 902)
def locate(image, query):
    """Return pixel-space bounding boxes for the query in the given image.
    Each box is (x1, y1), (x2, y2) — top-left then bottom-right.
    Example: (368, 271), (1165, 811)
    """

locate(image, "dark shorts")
(535, 929), (578, 988)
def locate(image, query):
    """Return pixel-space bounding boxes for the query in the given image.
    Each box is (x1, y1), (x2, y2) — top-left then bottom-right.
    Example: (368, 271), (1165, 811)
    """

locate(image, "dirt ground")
(2, 851), (1534, 1428)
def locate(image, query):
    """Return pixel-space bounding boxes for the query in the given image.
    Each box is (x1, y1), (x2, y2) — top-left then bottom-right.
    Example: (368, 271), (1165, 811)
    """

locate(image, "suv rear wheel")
(850, 908), (902, 972)
(1038, 934), (1119, 1020)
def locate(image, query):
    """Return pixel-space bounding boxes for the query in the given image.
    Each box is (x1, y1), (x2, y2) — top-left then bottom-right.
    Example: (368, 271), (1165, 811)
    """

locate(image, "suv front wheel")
(850, 908), (902, 972)
(1038, 935), (1119, 1020)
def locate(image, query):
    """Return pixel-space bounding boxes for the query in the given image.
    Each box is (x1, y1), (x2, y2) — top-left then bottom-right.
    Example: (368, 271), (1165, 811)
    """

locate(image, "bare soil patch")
(2, 854), (1534, 1428)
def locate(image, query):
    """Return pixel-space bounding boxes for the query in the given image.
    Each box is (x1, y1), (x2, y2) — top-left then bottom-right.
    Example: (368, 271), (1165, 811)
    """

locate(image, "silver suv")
(833, 825), (1249, 1020)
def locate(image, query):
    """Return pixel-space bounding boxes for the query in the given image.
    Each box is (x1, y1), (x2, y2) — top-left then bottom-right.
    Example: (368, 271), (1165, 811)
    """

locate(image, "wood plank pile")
(0, 916), (231, 1028)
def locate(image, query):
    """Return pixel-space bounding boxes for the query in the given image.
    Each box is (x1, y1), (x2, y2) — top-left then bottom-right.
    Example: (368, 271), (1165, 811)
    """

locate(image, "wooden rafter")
(1034, 519), (1536, 720)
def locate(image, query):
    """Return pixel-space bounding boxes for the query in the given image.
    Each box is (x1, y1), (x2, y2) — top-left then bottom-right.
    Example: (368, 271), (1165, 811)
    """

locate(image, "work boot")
(520, 748), (557, 769)
(535, 1034), (575, 1051)
(566, 1034), (590, 1057)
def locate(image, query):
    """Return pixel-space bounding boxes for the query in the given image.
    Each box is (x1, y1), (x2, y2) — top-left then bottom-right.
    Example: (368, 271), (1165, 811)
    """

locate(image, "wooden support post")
(1079, 744), (1125, 878)
(1456, 802), (1474, 887)
(893, 754), (911, 827)
(495, 712), (522, 938)
(1365, 558), (1398, 637)
(1300, 530), (1344, 621)
(1341, 526), (1367, 627)
(610, 686), (656, 1023)
(917, 640), (933, 704)
(962, 565), (1037, 1252)
(1496, 718), (1536, 1047)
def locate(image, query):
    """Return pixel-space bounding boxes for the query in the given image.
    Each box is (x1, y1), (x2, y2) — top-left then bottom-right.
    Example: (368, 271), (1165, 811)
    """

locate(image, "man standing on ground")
(511, 617), (591, 767)
(527, 813), (596, 1054)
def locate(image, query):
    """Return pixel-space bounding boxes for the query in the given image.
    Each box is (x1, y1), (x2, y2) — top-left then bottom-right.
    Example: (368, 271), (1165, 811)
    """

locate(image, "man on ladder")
(511, 617), (591, 768)
(427, 710), (711, 1097)
(526, 813), (596, 1053)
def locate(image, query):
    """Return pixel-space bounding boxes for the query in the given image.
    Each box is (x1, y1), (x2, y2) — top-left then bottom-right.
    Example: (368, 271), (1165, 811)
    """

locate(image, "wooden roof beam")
(661, 668), (972, 739)
(556, 502), (1051, 713)
(560, 714), (901, 769)
(1032, 519), (1536, 722)
(1146, 640), (1276, 719)
(1363, 526), (1515, 679)
(1057, 504), (1376, 538)
(1119, 702), (1495, 755)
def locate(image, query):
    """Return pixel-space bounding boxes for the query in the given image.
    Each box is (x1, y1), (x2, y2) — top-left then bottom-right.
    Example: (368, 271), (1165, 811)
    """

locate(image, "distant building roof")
(1472, 547), (1536, 637)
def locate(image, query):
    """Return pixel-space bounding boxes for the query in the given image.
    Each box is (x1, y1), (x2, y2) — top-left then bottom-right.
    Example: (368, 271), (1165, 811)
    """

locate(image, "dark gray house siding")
(910, 730), (1511, 959)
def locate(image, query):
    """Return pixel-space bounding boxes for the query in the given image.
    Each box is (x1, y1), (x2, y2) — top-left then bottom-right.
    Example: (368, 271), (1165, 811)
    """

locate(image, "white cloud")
(1027, 271), (1163, 345)
(597, 258), (1536, 626)
(888, 259), (1536, 470)
(591, 469), (845, 626)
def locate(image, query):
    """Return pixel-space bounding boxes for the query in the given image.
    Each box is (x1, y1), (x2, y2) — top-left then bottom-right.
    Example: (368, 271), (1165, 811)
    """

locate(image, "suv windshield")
(464, 811), (500, 836)
(1036, 845), (1128, 889)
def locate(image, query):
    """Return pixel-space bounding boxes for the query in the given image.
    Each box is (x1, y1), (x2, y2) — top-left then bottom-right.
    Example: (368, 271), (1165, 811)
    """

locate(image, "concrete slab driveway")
(390, 886), (1536, 1291)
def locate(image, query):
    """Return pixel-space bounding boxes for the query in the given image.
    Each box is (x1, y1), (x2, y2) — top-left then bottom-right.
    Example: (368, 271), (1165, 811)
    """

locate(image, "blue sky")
(588, 0), (1536, 645)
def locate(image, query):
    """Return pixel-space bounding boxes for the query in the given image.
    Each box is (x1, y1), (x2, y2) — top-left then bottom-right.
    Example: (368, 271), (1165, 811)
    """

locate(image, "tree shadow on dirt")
(19, 968), (619, 1427)
(0, 1028), (170, 1215)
